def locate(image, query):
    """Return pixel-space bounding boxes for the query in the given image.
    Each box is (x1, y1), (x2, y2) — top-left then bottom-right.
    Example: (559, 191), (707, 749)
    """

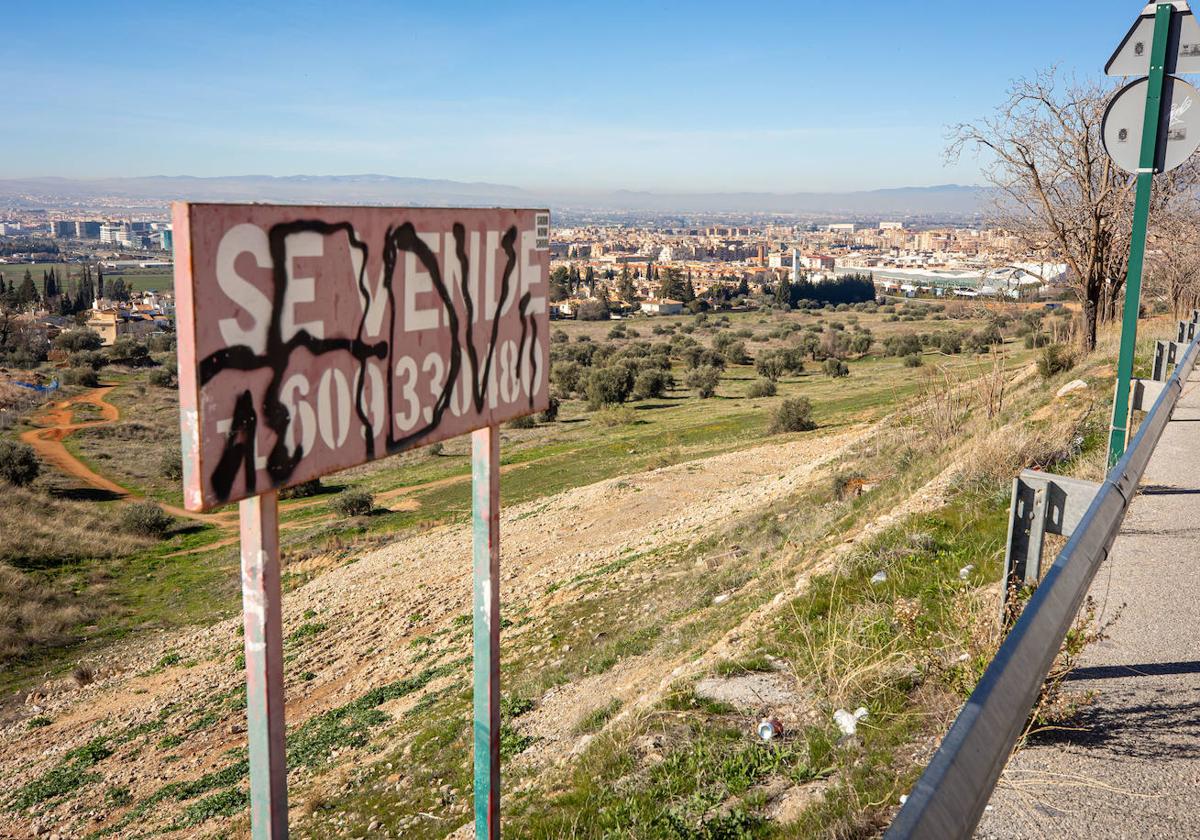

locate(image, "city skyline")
(5, 0), (1141, 192)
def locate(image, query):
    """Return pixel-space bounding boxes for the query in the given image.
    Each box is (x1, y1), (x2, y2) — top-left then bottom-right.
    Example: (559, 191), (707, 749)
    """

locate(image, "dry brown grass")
(0, 485), (150, 566)
(0, 564), (94, 663)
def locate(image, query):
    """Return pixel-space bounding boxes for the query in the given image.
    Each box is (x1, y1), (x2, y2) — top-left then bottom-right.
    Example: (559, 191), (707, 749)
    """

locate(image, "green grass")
(8, 737), (113, 811)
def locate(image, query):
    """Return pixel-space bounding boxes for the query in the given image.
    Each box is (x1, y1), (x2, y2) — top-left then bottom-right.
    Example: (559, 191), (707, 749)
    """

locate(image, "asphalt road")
(977, 371), (1200, 839)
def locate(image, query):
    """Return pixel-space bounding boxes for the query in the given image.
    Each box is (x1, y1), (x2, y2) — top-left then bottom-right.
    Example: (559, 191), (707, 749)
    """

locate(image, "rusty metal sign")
(173, 204), (551, 511)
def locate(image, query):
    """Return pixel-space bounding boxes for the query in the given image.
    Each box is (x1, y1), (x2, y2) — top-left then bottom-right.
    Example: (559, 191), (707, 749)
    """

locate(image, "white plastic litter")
(959, 564), (974, 580)
(712, 593), (731, 605)
(834, 706), (869, 736)
(870, 571), (887, 584)
(899, 794), (909, 805)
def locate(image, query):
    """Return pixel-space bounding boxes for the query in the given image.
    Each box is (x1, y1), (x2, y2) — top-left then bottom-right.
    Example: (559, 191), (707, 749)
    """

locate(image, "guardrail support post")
(1152, 340), (1168, 382)
(1002, 470), (1101, 619)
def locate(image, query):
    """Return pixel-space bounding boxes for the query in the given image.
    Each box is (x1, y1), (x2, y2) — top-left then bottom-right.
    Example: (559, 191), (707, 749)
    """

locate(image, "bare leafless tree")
(1146, 195), (1200, 318)
(948, 68), (1198, 351)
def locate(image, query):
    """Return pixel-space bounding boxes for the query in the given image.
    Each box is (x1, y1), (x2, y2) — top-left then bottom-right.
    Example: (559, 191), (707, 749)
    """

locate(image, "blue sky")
(4, 1), (1141, 191)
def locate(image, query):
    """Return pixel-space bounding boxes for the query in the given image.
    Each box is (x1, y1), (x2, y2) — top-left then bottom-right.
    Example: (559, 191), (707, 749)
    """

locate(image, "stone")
(1056, 379), (1089, 398)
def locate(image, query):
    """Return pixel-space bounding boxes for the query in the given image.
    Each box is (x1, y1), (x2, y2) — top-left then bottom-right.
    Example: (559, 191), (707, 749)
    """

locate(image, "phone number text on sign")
(174, 204), (550, 511)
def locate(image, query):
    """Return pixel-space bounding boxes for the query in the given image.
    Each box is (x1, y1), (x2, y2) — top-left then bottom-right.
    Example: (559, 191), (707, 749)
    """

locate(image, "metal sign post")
(1106, 2), (1174, 468)
(240, 491), (289, 839)
(472, 425), (501, 839)
(173, 204), (550, 838)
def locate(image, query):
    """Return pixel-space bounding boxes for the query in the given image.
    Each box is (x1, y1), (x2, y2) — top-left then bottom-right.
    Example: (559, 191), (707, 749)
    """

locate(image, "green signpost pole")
(1108, 2), (1174, 468)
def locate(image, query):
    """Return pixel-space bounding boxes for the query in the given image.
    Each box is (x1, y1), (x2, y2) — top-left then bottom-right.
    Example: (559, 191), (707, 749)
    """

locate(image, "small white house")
(640, 299), (684, 316)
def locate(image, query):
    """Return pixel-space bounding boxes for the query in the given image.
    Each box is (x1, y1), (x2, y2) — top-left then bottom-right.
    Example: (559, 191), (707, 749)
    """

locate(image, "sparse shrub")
(72, 664), (94, 687)
(586, 365), (635, 409)
(538, 395), (560, 423)
(279, 478), (322, 499)
(506, 414), (536, 429)
(148, 368), (176, 388)
(61, 366), (99, 387)
(0, 440), (40, 486)
(633, 369), (671, 400)
(903, 354), (923, 368)
(831, 471), (865, 501)
(146, 333), (177, 353)
(108, 338), (150, 366)
(965, 325), (1003, 354)
(746, 378), (777, 398)
(331, 490), (374, 517)
(159, 452), (183, 481)
(68, 350), (106, 370)
(426, 442), (445, 457)
(770, 397), (816, 433)
(105, 786), (132, 807)
(592, 405), (638, 427)
(53, 329), (103, 353)
(121, 502), (174, 538)
(686, 365), (721, 398)
(755, 352), (786, 381)
(937, 332), (963, 355)
(1037, 344), (1077, 378)
(551, 361), (583, 395)
(823, 358), (849, 378)
(721, 340), (748, 365)
(551, 329), (569, 344)
(577, 299), (610, 321)
(883, 332), (922, 357)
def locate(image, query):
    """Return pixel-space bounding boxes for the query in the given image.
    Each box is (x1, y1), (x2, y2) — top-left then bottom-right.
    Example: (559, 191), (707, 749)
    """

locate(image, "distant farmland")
(0, 262), (172, 293)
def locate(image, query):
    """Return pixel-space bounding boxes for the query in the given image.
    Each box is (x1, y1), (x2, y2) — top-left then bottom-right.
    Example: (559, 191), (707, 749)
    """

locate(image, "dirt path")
(19, 386), (235, 525)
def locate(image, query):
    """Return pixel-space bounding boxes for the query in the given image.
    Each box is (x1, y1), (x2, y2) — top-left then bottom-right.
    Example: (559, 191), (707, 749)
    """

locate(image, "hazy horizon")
(2, 0), (1138, 192)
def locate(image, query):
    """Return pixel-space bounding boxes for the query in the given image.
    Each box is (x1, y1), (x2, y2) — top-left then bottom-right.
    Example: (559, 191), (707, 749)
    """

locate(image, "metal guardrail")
(885, 317), (1200, 839)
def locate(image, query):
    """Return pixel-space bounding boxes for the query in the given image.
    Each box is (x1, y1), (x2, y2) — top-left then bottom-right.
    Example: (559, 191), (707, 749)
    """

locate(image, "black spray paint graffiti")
(198, 220), (540, 503)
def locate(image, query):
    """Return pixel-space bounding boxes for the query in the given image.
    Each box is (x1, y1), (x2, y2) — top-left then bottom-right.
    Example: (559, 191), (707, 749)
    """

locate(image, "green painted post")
(472, 425), (501, 839)
(1108, 2), (1174, 469)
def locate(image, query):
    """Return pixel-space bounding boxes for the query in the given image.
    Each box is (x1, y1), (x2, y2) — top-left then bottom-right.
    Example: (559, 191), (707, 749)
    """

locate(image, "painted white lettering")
(354, 362), (387, 443)
(403, 233), (441, 332)
(349, 235), (388, 339)
(215, 223), (272, 354)
(394, 356), (419, 432)
(282, 231), (326, 341)
(422, 352), (446, 424)
(280, 374), (317, 456)
(317, 367), (351, 449)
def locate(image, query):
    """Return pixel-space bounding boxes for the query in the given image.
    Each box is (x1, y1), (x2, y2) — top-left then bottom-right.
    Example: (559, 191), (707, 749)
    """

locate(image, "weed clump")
(279, 478), (322, 499)
(686, 365), (721, 398)
(121, 502), (174, 538)
(770, 397), (816, 434)
(593, 405), (637, 427)
(61, 366), (99, 387)
(331, 490), (373, 517)
(1037, 344), (1077, 378)
(0, 440), (39, 486)
(746, 378), (777, 398)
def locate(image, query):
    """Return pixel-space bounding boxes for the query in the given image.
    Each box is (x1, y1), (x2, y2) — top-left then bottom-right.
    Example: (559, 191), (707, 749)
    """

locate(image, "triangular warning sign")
(1107, 5), (1200, 76)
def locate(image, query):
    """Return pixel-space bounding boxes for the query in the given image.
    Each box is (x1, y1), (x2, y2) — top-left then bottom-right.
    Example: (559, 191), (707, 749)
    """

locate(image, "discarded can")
(757, 718), (783, 741)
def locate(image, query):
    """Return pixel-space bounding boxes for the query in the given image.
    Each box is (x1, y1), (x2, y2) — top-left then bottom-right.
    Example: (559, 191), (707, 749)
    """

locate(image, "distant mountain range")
(0, 175), (988, 220)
